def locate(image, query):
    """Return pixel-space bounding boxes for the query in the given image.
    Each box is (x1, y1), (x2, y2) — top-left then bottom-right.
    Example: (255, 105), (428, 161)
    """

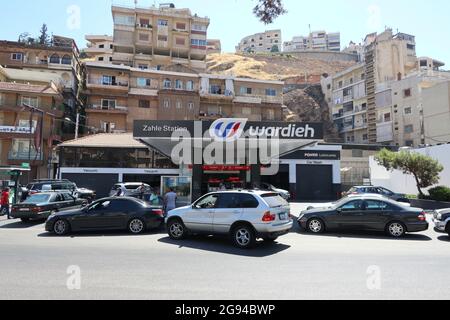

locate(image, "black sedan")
(45, 197), (164, 236)
(11, 192), (87, 222)
(298, 195), (429, 237)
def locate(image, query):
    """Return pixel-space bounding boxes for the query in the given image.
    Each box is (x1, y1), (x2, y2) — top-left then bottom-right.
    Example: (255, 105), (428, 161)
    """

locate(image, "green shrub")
(428, 186), (450, 202)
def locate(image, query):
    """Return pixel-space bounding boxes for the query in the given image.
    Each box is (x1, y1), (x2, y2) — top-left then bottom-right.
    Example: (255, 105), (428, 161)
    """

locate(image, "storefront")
(134, 119), (342, 202)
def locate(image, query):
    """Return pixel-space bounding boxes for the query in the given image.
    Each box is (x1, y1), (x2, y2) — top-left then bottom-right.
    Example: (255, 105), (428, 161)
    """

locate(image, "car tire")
(167, 219), (187, 240)
(445, 223), (450, 236)
(231, 224), (256, 249)
(386, 221), (406, 238)
(128, 218), (146, 235)
(307, 218), (325, 234)
(20, 218), (30, 223)
(53, 219), (70, 236)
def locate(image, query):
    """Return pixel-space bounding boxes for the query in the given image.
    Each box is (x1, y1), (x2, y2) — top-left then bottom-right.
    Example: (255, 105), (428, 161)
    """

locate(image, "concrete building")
(83, 62), (284, 133)
(284, 31), (341, 52)
(110, 3), (210, 72)
(423, 80), (450, 145)
(206, 39), (221, 54)
(84, 35), (114, 63)
(236, 30), (282, 53)
(343, 41), (365, 62)
(0, 67), (65, 181)
(0, 36), (83, 128)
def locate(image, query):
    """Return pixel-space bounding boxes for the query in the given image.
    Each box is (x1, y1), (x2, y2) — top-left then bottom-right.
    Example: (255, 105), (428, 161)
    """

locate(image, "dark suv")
(343, 186), (410, 203)
(26, 180), (96, 202)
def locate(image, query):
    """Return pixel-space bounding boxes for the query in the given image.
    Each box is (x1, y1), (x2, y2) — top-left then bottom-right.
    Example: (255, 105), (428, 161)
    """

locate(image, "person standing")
(164, 188), (178, 213)
(1, 188), (10, 219)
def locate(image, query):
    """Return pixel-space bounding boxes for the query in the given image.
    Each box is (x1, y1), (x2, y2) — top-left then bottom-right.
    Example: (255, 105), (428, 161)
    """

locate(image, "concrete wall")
(370, 144), (450, 195)
(423, 81), (450, 144)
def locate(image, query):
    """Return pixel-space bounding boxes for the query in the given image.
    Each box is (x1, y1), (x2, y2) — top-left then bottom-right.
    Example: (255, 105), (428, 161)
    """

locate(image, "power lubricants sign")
(134, 119), (324, 175)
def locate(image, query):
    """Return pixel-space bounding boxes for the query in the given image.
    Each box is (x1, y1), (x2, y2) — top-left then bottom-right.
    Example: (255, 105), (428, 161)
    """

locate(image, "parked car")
(109, 183), (151, 198)
(166, 190), (293, 249)
(45, 197), (164, 236)
(259, 183), (291, 200)
(433, 208), (450, 236)
(343, 186), (410, 203)
(25, 179), (96, 202)
(298, 195), (428, 238)
(11, 192), (88, 222)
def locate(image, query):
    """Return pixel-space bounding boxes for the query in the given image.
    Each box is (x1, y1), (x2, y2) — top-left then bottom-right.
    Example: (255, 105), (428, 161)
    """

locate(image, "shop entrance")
(296, 164), (333, 201)
(261, 164), (290, 191)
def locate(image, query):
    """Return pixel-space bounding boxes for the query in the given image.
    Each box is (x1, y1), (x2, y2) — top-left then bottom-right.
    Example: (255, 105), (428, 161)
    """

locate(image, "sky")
(0, 0), (449, 67)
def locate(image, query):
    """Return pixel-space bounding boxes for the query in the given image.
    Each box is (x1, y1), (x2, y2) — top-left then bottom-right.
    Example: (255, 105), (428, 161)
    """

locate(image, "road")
(0, 203), (449, 300)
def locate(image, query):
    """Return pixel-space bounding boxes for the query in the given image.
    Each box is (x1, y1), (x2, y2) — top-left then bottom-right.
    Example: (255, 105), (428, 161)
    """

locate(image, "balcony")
(86, 105), (128, 114)
(86, 78), (129, 91)
(8, 150), (43, 161)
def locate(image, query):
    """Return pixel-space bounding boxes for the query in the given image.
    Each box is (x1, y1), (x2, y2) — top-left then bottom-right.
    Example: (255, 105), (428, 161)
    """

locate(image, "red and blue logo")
(210, 118), (248, 142)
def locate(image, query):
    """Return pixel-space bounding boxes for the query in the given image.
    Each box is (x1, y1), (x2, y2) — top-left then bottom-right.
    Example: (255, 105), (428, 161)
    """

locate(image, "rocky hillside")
(206, 53), (355, 81)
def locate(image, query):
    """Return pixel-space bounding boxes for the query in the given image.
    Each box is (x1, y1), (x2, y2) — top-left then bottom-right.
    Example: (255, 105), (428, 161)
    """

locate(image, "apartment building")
(83, 62), (284, 133)
(84, 35), (114, 63)
(0, 67), (65, 180)
(423, 81), (450, 145)
(206, 39), (221, 54)
(236, 30), (282, 53)
(325, 63), (368, 143)
(0, 36), (82, 112)
(284, 31), (341, 52)
(110, 3), (210, 72)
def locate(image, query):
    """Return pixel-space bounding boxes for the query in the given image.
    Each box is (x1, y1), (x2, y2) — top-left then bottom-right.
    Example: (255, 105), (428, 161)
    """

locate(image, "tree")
(38, 23), (50, 45)
(253, 0), (286, 24)
(375, 148), (444, 196)
(18, 32), (31, 43)
(270, 45), (280, 53)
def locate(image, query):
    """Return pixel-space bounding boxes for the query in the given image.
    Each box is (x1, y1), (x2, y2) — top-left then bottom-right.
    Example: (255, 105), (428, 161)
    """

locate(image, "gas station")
(0, 163), (31, 205)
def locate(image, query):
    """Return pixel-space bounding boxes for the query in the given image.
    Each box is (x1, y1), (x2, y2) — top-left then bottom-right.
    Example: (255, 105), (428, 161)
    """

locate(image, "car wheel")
(232, 224), (256, 249)
(167, 219), (187, 240)
(128, 218), (146, 235)
(307, 218), (325, 234)
(53, 219), (70, 236)
(387, 221), (406, 238)
(445, 224), (450, 236)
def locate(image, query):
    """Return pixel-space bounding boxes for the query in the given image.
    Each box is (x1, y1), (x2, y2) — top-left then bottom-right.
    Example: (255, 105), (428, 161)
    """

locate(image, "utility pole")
(75, 112), (80, 140)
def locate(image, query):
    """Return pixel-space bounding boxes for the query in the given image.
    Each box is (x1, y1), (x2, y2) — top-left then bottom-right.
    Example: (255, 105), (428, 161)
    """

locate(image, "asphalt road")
(0, 203), (449, 300)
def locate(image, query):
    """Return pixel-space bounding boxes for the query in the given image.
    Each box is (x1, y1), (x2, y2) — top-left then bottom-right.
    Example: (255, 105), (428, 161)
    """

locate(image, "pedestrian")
(137, 183), (146, 200)
(164, 188), (178, 213)
(1, 188), (10, 219)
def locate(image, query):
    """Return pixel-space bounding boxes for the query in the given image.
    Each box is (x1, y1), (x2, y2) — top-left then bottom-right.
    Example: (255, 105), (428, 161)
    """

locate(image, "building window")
(192, 24), (207, 32)
(163, 79), (171, 89)
(404, 88), (412, 97)
(158, 35), (168, 42)
(98, 57), (104, 61)
(265, 88), (277, 96)
(138, 64), (148, 70)
(384, 113), (391, 122)
(139, 33), (150, 42)
(61, 55), (71, 65)
(21, 96), (38, 108)
(137, 78), (151, 87)
(99, 44), (105, 48)
(163, 99), (170, 108)
(240, 87), (252, 95)
(139, 100), (150, 109)
(175, 79), (183, 89)
(175, 38), (186, 46)
(49, 54), (60, 64)
(11, 53), (23, 61)
(191, 39), (207, 47)
(176, 22), (186, 30)
(210, 85), (222, 95)
(404, 125), (414, 134)
(176, 100), (182, 109)
(267, 109), (275, 120)
(158, 19), (168, 26)
(139, 18), (150, 26)
(363, 134), (368, 141)
(188, 102), (194, 110)
(404, 107), (412, 115)
(101, 99), (116, 110)
(186, 80), (194, 91)
(405, 140), (414, 147)
(102, 75), (115, 85)
(114, 14), (135, 26)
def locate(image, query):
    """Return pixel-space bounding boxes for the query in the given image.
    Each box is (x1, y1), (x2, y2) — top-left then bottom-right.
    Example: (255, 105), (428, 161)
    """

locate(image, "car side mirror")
(336, 208), (343, 213)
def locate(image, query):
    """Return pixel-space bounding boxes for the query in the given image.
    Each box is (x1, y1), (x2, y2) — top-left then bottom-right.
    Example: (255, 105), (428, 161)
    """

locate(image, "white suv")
(166, 190), (293, 249)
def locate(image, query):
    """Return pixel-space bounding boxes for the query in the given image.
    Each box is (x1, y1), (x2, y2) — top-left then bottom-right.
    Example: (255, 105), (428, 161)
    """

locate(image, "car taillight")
(262, 211), (276, 222)
(418, 212), (427, 221)
(31, 207), (43, 213)
(30, 191), (38, 195)
(153, 209), (164, 217)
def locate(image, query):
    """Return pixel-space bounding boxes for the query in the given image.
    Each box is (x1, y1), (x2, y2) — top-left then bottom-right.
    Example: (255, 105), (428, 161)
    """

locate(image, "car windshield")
(261, 193), (288, 208)
(23, 194), (51, 204)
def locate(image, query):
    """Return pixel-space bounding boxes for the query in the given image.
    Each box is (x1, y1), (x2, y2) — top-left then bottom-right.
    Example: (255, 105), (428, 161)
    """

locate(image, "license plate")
(279, 213), (287, 220)
(20, 208), (29, 212)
